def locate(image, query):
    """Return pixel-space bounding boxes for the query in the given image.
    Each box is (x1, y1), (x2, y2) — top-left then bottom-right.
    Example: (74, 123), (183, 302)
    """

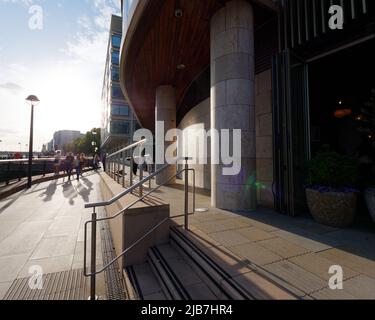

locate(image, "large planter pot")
(306, 188), (358, 228)
(364, 187), (375, 223)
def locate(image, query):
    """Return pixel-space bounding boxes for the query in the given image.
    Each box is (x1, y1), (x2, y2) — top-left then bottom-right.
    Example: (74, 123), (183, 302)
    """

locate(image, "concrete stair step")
(123, 262), (167, 300)
(148, 244), (218, 300)
(170, 226), (296, 300)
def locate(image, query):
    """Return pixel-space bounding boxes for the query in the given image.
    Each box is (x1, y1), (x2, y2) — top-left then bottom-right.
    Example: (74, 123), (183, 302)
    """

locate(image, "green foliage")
(307, 152), (359, 188)
(63, 128), (101, 155)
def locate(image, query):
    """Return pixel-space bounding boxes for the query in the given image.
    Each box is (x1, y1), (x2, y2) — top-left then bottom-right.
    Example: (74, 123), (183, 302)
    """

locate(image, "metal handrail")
(85, 163), (169, 209)
(84, 157), (195, 300)
(83, 168), (195, 277)
(106, 139), (146, 159)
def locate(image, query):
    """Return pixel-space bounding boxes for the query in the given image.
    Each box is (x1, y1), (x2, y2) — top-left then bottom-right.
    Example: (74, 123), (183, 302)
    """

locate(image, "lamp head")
(26, 95), (40, 106)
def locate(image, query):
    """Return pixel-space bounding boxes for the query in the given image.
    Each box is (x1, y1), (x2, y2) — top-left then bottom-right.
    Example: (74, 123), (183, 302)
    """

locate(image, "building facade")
(53, 130), (84, 152)
(101, 15), (140, 153)
(119, 0), (374, 216)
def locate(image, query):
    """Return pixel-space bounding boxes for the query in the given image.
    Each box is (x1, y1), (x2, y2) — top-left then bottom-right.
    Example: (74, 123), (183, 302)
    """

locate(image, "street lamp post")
(26, 95), (40, 189)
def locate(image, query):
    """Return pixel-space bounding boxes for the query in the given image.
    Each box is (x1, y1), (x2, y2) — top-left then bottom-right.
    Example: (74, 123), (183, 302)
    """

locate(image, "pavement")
(1, 169), (374, 300)
(0, 171), (106, 300)
(157, 184), (375, 300)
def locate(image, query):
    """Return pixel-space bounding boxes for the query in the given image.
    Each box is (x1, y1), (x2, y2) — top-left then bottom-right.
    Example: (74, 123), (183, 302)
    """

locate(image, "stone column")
(210, 0), (256, 210)
(155, 85), (177, 185)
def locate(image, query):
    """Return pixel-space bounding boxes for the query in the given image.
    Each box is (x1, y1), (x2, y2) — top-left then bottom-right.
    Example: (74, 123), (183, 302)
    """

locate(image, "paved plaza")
(0, 171), (374, 300)
(0, 172), (106, 300)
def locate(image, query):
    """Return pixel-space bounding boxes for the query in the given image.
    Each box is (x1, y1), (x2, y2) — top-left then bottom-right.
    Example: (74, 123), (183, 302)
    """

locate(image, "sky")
(0, 0), (121, 152)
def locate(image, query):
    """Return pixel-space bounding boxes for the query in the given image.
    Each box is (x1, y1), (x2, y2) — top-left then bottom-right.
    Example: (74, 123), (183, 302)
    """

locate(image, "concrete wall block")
(256, 158), (274, 182)
(213, 53), (251, 83)
(215, 105), (254, 130)
(214, 182), (257, 211)
(258, 113), (273, 137)
(256, 136), (273, 159)
(213, 28), (254, 59)
(258, 181), (274, 207)
(226, 79), (254, 106)
(211, 81), (227, 108)
(215, 157), (256, 185)
(255, 91), (272, 116)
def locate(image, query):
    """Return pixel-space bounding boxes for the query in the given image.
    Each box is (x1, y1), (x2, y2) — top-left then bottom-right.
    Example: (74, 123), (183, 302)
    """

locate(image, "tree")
(64, 128), (101, 155)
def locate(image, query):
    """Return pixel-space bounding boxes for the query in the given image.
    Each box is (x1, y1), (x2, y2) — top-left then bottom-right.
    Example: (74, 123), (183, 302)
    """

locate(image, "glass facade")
(111, 51), (120, 65)
(111, 68), (120, 82)
(112, 86), (124, 99)
(112, 104), (129, 116)
(102, 14), (141, 151)
(111, 120), (130, 135)
(112, 34), (121, 48)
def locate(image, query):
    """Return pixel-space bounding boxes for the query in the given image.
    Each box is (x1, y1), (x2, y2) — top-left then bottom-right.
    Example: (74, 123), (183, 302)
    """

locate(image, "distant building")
(101, 14), (140, 153)
(53, 130), (84, 152)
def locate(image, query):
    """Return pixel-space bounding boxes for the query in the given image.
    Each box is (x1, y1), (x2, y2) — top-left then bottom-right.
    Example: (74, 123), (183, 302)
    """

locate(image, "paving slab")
(233, 271), (296, 300)
(195, 218), (251, 234)
(257, 238), (311, 259)
(263, 261), (329, 296)
(318, 248), (375, 278)
(340, 275), (375, 299)
(289, 253), (359, 281)
(271, 229), (337, 252)
(209, 229), (252, 247)
(0, 254), (29, 283)
(230, 242), (283, 266)
(310, 287), (357, 300)
(201, 245), (252, 277)
(0, 281), (13, 300)
(237, 227), (277, 242)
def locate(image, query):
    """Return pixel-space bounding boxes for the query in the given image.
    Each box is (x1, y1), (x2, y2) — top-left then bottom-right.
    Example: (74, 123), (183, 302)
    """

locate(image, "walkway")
(158, 184), (375, 300)
(0, 172), (107, 300)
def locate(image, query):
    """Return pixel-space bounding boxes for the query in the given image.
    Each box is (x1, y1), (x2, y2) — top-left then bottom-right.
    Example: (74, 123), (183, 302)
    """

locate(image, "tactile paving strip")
(3, 268), (87, 300)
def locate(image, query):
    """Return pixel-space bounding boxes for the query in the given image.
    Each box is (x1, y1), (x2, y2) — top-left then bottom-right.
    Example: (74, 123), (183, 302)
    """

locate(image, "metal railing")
(84, 156), (195, 300)
(0, 157), (95, 186)
(105, 139), (153, 192)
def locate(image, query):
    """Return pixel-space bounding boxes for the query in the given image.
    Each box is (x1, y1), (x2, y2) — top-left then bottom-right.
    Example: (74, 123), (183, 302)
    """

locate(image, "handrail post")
(139, 159), (143, 198)
(122, 152), (125, 188)
(130, 157), (134, 189)
(184, 158), (189, 230)
(90, 207), (97, 300)
(117, 153), (121, 184)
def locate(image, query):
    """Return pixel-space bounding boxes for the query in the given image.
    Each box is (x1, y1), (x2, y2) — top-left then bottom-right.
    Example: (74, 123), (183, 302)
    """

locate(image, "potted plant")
(306, 152), (359, 228)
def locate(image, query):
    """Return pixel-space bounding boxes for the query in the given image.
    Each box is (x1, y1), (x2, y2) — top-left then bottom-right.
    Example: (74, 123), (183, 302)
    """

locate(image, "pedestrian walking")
(74, 154), (81, 181)
(65, 152), (74, 180)
(54, 151), (62, 175)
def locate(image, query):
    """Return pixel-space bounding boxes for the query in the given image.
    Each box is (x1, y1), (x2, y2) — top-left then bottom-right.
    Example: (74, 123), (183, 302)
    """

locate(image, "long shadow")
(229, 208), (375, 261)
(76, 180), (93, 203)
(40, 180), (58, 202)
(62, 180), (78, 206)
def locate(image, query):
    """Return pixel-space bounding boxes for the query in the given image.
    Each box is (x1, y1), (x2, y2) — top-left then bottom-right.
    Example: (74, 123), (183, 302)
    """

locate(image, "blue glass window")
(111, 86), (124, 99)
(111, 51), (119, 65)
(111, 120), (130, 135)
(112, 35), (121, 48)
(111, 68), (120, 82)
(112, 105), (129, 116)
